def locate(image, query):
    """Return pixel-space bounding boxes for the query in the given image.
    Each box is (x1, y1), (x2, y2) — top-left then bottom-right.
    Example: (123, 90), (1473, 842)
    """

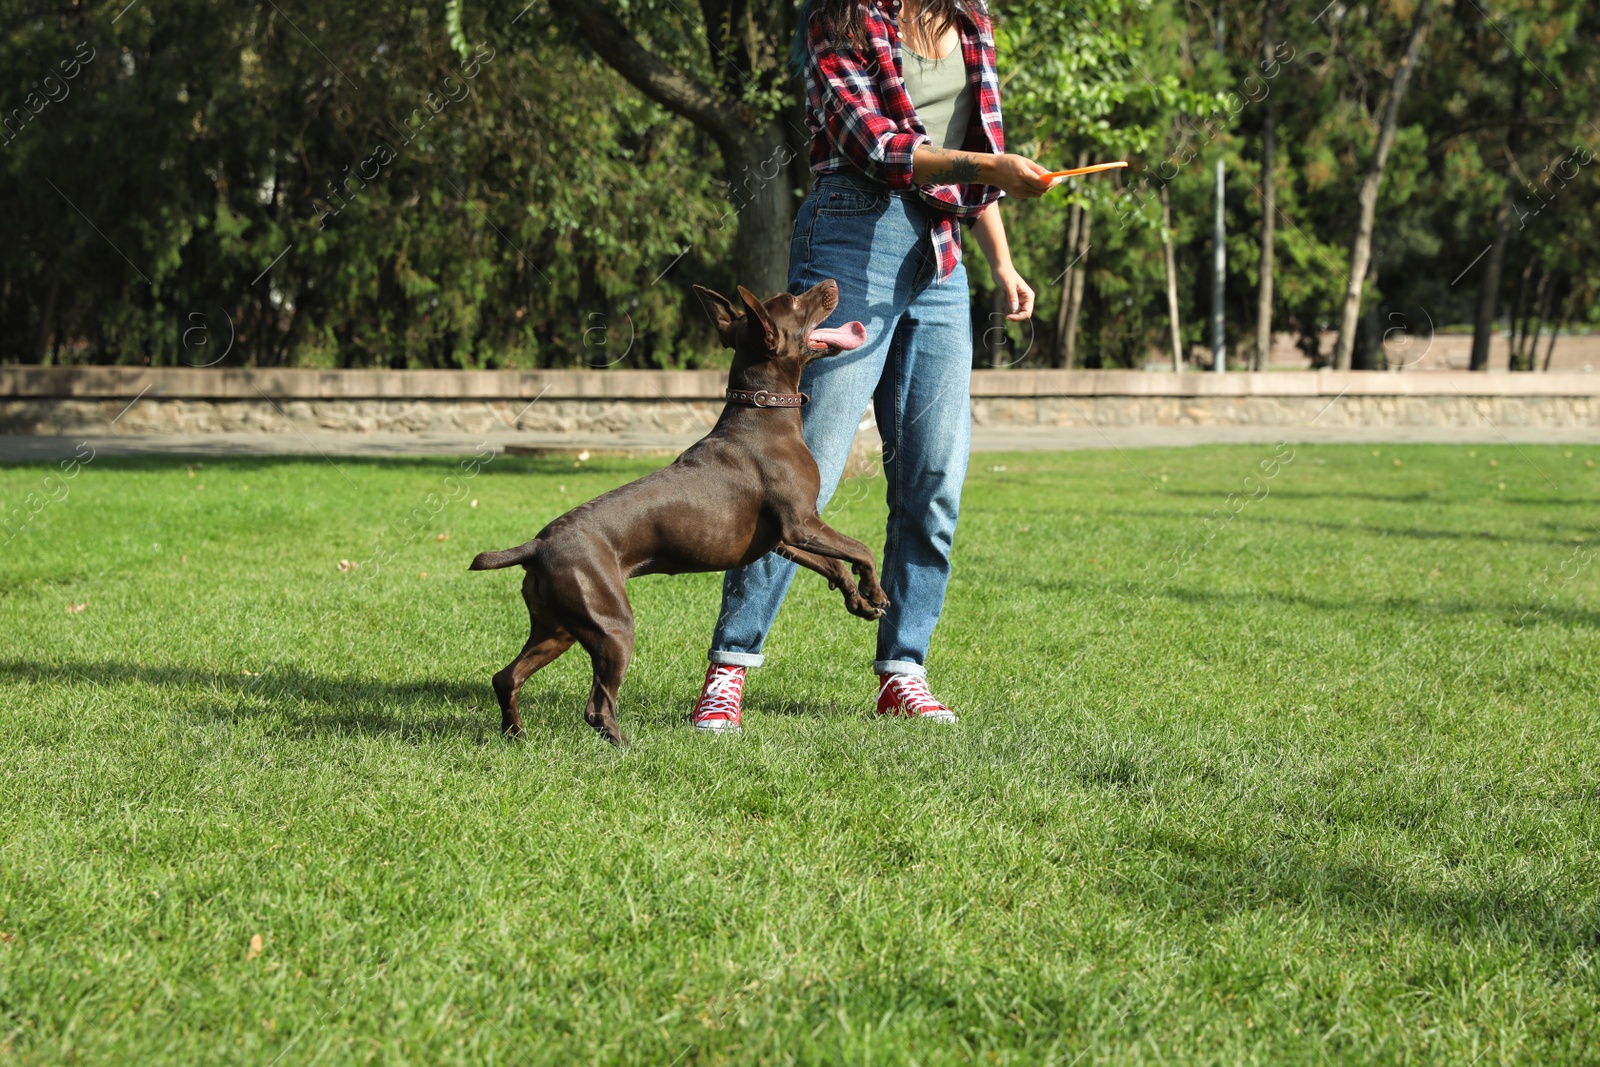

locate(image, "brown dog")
(470, 279), (886, 746)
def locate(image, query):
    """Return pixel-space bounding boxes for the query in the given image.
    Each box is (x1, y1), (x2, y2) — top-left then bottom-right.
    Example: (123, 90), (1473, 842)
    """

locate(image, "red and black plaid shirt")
(798, 0), (1006, 283)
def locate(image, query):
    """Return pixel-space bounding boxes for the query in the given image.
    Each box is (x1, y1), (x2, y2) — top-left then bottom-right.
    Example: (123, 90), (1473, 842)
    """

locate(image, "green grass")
(2, 442), (1598, 1065)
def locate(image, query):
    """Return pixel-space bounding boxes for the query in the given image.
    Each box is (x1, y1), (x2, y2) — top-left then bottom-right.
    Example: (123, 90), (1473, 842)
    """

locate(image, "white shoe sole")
(691, 720), (742, 733)
(878, 710), (959, 724)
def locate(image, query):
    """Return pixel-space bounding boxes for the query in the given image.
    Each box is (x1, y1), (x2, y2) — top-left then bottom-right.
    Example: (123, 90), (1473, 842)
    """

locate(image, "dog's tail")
(469, 539), (540, 571)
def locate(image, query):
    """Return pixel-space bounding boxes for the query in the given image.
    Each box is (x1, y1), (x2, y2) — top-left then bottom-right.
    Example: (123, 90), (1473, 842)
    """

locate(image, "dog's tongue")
(808, 321), (867, 351)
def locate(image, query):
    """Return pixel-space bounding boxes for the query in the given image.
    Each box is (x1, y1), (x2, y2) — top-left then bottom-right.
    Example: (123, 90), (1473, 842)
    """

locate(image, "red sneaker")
(691, 664), (746, 732)
(876, 673), (959, 723)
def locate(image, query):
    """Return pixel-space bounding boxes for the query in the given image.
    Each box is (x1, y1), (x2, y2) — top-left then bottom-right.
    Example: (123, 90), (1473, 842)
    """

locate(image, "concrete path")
(3, 425), (1598, 462)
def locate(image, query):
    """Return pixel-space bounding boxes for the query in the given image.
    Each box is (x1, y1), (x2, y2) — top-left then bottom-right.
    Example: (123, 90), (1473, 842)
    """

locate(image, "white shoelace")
(696, 667), (744, 719)
(884, 673), (947, 713)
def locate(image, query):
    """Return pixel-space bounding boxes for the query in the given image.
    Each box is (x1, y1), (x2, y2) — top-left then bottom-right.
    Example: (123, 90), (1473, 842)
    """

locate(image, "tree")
(1457, 0), (1596, 370)
(1331, 0), (1433, 371)
(1252, 0), (1277, 371)
(540, 0), (798, 295)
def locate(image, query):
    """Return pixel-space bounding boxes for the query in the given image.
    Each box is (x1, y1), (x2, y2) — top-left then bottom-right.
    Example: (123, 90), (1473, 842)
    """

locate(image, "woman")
(690, 0), (1056, 731)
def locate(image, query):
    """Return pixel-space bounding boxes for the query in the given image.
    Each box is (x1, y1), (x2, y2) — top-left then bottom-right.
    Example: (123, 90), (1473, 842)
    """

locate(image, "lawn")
(1, 442), (1597, 1065)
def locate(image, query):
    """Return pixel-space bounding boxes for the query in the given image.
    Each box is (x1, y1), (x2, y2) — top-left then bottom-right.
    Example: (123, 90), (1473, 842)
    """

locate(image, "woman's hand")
(971, 203), (1033, 320)
(984, 153), (1055, 200)
(992, 262), (1036, 321)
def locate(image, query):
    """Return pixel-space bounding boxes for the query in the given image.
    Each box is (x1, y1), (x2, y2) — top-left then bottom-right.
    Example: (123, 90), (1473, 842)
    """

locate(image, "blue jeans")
(708, 173), (973, 679)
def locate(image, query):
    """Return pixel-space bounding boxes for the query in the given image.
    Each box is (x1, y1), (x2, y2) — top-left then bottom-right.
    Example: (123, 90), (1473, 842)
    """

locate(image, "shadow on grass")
(1017, 576), (1600, 630)
(0, 658), (560, 741)
(741, 692), (855, 719)
(1111, 506), (1594, 548)
(1137, 824), (1600, 956)
(0, 657), (742, 740)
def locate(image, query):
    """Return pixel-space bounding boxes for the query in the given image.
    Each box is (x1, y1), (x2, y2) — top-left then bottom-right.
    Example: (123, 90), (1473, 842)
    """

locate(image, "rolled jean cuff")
(873, 659), (926, 678)
(709, 649), (764, 668)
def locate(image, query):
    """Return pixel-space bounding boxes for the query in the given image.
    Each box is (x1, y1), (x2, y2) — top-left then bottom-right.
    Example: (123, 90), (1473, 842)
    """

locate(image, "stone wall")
(3, 367), (1598, 436)
(969, 394), (1599, 430)
(0, 397), (726, 436)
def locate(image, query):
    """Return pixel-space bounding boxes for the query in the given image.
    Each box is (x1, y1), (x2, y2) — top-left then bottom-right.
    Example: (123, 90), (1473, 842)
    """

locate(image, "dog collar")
(725, 388), (809, 408)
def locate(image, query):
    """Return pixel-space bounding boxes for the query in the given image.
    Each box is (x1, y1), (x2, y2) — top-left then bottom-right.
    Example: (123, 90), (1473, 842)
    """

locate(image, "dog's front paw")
(860, 581), (890, 614)
(844, 588), (887, 620)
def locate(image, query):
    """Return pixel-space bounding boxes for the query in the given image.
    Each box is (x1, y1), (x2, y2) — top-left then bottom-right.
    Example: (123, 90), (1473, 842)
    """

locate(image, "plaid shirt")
(799, 0), (1006, 282)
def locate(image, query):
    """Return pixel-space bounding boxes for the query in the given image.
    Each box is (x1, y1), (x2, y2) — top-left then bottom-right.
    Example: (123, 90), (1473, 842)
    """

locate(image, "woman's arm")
(970, 202), (1036, 321)
(912, 145), (1055, 200)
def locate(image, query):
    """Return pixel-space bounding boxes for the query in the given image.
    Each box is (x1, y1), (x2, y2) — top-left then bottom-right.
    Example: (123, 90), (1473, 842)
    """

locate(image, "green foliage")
(0, 0), (1596, 367)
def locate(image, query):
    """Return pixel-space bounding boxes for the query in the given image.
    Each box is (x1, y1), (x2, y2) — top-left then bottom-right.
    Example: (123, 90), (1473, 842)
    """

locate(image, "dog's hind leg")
(572, 624), (634, 748)
(556, 593), (635, 748)
(492, 622), (574, 738)
(493, 588), (575, 737)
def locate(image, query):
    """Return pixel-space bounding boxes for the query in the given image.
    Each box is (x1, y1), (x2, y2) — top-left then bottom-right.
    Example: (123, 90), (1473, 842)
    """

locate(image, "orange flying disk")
(1042, 161), (1129, 180)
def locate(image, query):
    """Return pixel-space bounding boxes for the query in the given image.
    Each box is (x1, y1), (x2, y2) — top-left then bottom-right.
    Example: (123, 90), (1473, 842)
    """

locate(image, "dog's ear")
(693, 285), (742, 348)
(737, 286), (779, 351)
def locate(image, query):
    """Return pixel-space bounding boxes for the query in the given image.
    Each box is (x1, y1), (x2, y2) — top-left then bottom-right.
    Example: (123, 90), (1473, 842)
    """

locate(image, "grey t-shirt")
(902, 43), (973, 151)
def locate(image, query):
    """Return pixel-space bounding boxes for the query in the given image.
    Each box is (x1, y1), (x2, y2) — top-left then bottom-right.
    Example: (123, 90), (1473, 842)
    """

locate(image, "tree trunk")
(1355, 258), (1381, 369)
(1254, 0), (1277, 372)
(721, 120), (794, 295)
(1470, 68), (1526, 372)
(1210, 156), (1225, 372)
(1053, 153), (1089, 367)
(987, 285), (1008, 366)
(1054, 194), (1083, 368)
(546, 0), (790, 293)
(1210, 5), (1226, 374)
(34, 271), (60, 364)
(1160, 183), (1183, 372)
(1064, 205), (1092, 369)
(1507, 258), (1533, 370)
(1469, 193), (1514, 371)
(1332, 0), (1433, 370)
(1521, 268), (1553, 371)
(1543, 287), (1572, 371)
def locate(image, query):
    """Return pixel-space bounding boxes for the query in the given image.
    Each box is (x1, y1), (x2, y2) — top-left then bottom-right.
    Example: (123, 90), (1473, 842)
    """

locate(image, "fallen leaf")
(240, 669), (258, 676)
(1488, 459), (1499, 468)
(66, 601), (87, 614)
(247, 933), (263, 960)
(2, 932), (14, 944)
(436, 533), (449, 542)
(1429, 564), (1442, 578)
(337, 559), (358, 572)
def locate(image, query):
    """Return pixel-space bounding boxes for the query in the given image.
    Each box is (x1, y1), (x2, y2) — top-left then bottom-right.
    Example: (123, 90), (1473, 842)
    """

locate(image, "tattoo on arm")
(921, 146), (981, 184)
